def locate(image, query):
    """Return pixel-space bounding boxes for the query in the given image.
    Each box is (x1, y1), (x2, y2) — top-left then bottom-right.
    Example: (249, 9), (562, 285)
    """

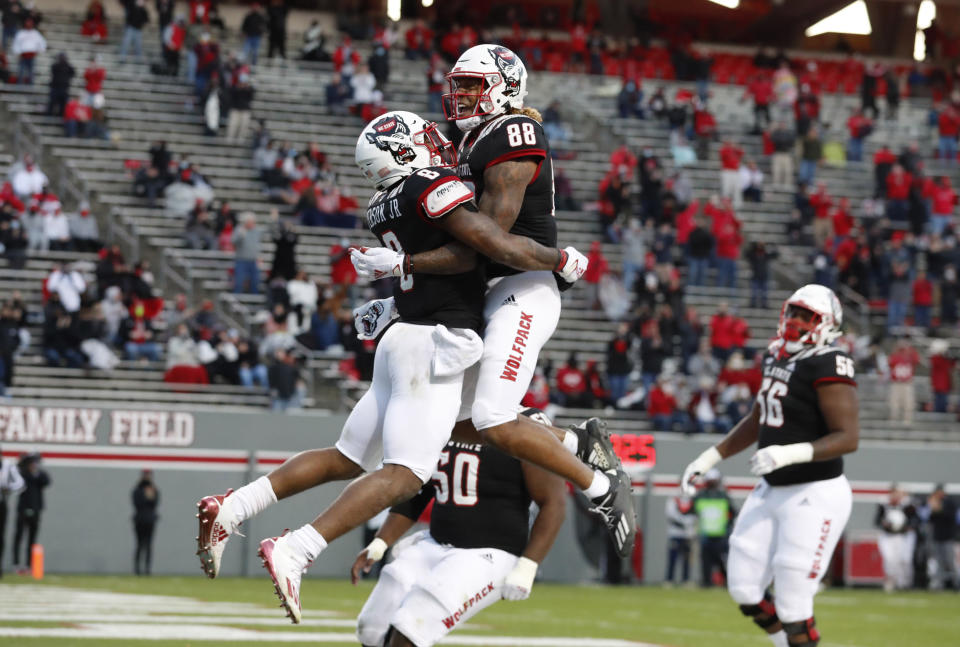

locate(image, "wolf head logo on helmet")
(488, 46), (522, 97)
(365, 115), (416, 165)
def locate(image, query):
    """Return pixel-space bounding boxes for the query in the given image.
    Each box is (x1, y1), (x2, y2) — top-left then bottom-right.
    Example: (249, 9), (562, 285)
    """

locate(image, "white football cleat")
(195, 489), (242, 579)
(259, 533), (308, 624)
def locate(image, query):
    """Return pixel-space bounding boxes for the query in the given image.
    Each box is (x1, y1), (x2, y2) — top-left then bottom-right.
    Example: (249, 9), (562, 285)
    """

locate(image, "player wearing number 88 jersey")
(679, 284), (859, 647)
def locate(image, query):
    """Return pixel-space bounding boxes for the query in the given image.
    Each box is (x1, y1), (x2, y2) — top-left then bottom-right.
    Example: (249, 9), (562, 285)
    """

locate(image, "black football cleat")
(572, 418), (620, 471)
(589, 468), (638, 559)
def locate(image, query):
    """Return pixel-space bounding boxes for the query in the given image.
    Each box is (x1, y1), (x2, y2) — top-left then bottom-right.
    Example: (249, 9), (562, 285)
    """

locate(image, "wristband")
(403, 254), (414, 276)
(365, 537), (388, 562)
(554, 249), (568, 273)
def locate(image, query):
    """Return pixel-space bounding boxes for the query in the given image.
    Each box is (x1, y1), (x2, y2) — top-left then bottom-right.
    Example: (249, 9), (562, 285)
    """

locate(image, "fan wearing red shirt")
(709, 304), (737, 362)
(63, 96), (92, 137)
(329, 239), (357, 288)
(912, 270), (934, 329)
(886, 164), (912, 222)
(888, 339), (920, 424)
(930, 176), (957, 235)
(846, 109), (872, 162)
(830, 197), (854, 242)
(873, 145), (897, 197)
(404, 20), (432, 60)
(713, 210), (742, 292)
(647, 378), (689, 432)
(83, 56), (106, 103)
(718, 141), (743, 208)
(584, 241), (609, 310)
(744, 74), (773, 133)
(554, 353), (590, 408)
(937, 105), (959, 165)
(929, 340), (956, 413)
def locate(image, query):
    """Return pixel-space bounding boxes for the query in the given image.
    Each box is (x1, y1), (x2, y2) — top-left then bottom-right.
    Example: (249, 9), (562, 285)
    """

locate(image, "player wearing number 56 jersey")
(680, 284), (859, 647)
(352, 409), (566, 647)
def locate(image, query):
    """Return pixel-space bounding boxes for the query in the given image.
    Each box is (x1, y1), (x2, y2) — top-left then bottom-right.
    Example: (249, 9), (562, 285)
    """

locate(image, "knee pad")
(783, 618), (820, 646)
(739, 592), (780, 631)
(356, 612), (389, 647)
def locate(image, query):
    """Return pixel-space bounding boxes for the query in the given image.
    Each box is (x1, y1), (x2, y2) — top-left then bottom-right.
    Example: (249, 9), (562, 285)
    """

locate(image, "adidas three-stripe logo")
(615, 516), (630, 548)
(501, 294), (518, 306)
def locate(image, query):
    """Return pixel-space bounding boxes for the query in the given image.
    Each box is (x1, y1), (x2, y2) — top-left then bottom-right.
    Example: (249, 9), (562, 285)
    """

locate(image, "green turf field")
(0, 575), (956, 646)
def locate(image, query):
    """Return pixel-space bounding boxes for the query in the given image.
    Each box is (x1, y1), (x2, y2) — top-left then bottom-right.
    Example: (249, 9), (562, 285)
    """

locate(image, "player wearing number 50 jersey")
(351, 46), (638, 561)
(680, 284), (859, 647)
(351, 408), (565, 647)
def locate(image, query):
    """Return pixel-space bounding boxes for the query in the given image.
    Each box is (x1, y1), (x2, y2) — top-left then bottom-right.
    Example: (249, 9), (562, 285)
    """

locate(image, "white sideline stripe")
(0, 613), (357, 627)
(0, 625), (661, 646)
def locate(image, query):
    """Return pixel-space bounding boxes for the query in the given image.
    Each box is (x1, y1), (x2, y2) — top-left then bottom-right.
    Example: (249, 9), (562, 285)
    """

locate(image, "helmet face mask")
(775, 285), (843, 355)
(442, 45), (527, 131)
(356, 111), (457, 191)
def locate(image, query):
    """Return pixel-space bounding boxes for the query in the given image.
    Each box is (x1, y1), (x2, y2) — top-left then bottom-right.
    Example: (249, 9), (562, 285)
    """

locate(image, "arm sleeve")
(471, 116), (548, 170)
(808, 349), (857, 388)
(390, 481), (436, 520)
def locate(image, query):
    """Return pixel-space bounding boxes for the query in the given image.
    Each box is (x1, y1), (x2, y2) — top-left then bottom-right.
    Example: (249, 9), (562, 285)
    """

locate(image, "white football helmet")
(443, 44), (528, 132)
(355, 111), (457, 191)
(775, 284), (843, 355)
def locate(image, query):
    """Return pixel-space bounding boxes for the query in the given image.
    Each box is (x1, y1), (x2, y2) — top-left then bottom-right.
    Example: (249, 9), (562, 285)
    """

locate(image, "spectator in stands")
(269, 216), (297, 282)
(583, 241), (609, 310)
(333, 35), (361, 79)
(11, 16), (44, 85)
(235, 335), (267, 388)
(709, 303), (737, 363)
(225, 73), (254, 143)
(846, 108), (873, 162)
(937, 103), (959, 165)
(745, 241), (777, 309)
(772, 60), (797, 118)
(10, 155), (47, 198)
(240, 2), (266, 65)
(155, 0), (173, 44)
(325, 70), (352, 116)
(686, 217), (712, 287)
(66, 201), (99, 252)
(165, 322), (200, 372)
(232, 212), (262, 294)
(266, 0), (288, 60)
(718, 141), (743, 209)
(769, 122), (795, 188)
(268, 348), (302, 411)
(809, 181), (833, 249)
(912, 270), (933, 330)
(63, 94), (92, 137)
(606, 323), (633, 406)
(300, 19), (329, 62)
(687, 337), (720, 381)
(350, 63), (377, 115)
(553, 352), (590, 409)
(118, 0), (149, 65)
(81, 53), (105, 109)
(888, 337), (919, 424)
(647, 376), (688, 432)
(286, 270), (317, 333)
(404, 19), (431, 60)
(42, 294), (85, 368)
(941, 264), (958, 326)
(121, 302), (161, 362)
(46, 52), (75, 117)
(0, 217), (27, 269)
(886, 164), (912, 223)
(81, 0), (107, 41)
(163, 165), (214, 217)
(184, 202), (216, 249)
(739, 160), (763, 203)
(885, 236), (912, 332)
(47, 263), (86, 313)
(798, 124), (823, 185)
(617, 79), (644, 119)
(712, 204), (741, 293)
(43, 203), (71, 251)
(872, 143), (896, 198)
(368, 41), (389, 88)
(693, 101), (717, 162)
(929, 340), (955, 413)
(160, 14), (185, 75)
(929, 176), (956, 236)
(875, 486), (918, 592)
(1, 1), (23, 52)
(100, 286), (126, 346)
(742, 73), (773, 134)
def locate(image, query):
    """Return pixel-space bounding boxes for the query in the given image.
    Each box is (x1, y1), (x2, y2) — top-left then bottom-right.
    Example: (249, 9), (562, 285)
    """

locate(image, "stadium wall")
(0, 403), (956, 584)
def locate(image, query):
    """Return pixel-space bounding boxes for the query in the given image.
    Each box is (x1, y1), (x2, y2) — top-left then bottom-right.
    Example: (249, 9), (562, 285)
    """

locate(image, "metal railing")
(159, 250), (193, 301)
(107, 207), (141, 261)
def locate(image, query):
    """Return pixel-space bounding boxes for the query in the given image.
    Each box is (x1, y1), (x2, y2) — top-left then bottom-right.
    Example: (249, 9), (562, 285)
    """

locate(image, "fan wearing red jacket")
(929, 340), (956, 413)
(912, 270), (934, 329)
(648, 377), (689, 432)
(719, 141), (744, 208)
(710, 304), (737, 362)
(930, 176), (957, 235)
(713, 206), (742, 293)
(888, 339), (920, 424)
(886, 164), (913, 222)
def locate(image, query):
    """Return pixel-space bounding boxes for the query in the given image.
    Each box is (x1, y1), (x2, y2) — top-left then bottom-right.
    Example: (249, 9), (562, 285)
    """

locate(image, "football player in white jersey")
(680, 284), (860, 647)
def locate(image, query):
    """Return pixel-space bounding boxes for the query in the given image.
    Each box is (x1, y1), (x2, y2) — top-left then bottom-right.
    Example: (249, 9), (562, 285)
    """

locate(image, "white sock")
(767, 630), (788, 647)
(582, 470), (611, 499)
(230, 476), (277, 523)
(562, 430), (579, 455)
(286, 523), (328, 566)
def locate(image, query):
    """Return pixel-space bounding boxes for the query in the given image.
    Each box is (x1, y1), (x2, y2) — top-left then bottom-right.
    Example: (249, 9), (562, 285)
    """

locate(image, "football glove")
(502, 556), (538, 601)
(553, 246), (588, 285)
(350, 247), (405, 281)
(352, 296), (398, 340)
(680, 446), (722, 497)
(749, 443), (814, 476)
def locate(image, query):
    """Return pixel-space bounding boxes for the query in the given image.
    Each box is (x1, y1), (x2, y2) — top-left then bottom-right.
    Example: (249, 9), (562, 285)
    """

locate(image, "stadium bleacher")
(1, 9), (956, 441)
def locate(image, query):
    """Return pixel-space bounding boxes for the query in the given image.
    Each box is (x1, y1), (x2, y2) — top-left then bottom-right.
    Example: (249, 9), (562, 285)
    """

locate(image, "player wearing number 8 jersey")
(351, 408), (566, 647)
(680, 284), (859, 647)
